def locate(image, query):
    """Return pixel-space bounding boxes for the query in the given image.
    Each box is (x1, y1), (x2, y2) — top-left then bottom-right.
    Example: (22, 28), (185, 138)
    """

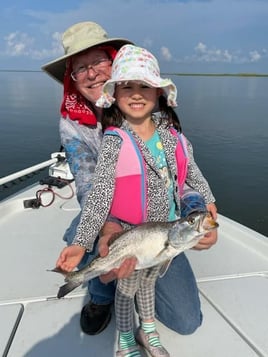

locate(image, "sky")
(1, 0), (268, 74)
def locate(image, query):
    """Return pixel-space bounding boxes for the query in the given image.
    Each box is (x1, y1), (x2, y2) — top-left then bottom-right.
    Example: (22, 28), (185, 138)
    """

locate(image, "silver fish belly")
(51, 212), (218, 298)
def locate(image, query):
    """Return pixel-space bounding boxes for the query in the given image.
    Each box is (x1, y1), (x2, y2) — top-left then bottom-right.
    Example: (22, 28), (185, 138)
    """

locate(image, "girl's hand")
(56, 245), (86, 272)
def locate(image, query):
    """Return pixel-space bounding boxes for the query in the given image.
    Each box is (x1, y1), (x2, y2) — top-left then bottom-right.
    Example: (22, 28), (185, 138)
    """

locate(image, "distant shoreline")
(162, 73), (268, 77)
(1, 69), (268, 77)
(0, 69), (41, 73)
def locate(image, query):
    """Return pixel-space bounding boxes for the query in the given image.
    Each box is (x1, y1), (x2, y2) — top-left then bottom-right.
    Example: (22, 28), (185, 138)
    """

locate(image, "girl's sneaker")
(135, 328), (170, 357)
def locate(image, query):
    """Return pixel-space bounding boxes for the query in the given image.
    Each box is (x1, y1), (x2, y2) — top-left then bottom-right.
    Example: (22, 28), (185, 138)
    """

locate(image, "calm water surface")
(0, 72), (267, 236)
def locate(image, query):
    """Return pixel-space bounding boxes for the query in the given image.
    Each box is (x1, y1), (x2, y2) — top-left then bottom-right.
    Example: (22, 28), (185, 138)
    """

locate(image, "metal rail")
(0, 157), (59, 186)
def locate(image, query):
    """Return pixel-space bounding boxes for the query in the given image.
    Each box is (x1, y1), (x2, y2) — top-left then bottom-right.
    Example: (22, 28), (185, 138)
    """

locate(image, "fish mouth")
(201, 212), (219, 231)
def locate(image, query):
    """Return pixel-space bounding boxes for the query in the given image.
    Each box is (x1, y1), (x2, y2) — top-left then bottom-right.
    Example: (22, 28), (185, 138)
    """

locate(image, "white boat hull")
(1, 174), (267, 356)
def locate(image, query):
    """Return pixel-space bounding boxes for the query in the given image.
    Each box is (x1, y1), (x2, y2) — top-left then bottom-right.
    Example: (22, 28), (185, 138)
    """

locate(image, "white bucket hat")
(42, 21), (133, 84)
(96, 44), (177, 108)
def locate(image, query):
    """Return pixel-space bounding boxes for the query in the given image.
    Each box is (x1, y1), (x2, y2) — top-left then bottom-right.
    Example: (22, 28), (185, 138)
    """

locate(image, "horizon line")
(0, 69), (268, 77)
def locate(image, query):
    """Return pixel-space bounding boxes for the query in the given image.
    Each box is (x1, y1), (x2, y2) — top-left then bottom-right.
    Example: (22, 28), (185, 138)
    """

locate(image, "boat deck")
(1, 182), (268, 357)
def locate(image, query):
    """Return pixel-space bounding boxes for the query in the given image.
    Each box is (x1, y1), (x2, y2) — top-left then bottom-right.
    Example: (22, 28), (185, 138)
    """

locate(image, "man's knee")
(155, 309), (203, 335)
(175, 312), (203, 335)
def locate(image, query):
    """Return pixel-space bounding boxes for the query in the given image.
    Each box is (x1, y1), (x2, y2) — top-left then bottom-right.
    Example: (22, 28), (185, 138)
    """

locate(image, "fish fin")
(47, 267), (67, 276)
(159, 259), (173, 278)
(57, 281), (82, 299)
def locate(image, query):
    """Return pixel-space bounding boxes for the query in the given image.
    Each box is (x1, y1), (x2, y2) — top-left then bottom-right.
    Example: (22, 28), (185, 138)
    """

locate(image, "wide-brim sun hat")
(96, 44), (177, 108)
(42, 21), (133, 84)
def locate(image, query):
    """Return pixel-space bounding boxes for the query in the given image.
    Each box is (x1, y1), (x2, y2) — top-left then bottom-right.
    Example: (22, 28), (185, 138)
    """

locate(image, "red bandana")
(60, 61), (97, 126)
(60, 46), (117, 126)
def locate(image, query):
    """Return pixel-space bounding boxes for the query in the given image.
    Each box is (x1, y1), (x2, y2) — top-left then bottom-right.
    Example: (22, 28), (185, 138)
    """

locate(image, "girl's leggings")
(115, 265), (161, 331)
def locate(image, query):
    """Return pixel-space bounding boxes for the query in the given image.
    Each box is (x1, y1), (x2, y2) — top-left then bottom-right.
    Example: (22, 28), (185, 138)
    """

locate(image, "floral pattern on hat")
(96, 45), (177, 108)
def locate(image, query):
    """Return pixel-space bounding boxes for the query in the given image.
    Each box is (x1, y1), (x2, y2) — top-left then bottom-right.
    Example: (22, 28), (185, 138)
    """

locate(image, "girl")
(56, 44), (217, 357)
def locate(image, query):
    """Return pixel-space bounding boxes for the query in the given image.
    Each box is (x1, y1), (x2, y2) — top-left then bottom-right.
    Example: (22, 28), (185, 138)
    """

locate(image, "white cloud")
(4, 32), (34, 56)
(195, 42), (207, 54)
(194, 42), (233, 63)
(3, 30), (266, 67)
(161, 46), (172, 61)
(142, 37), (153, 49)
(2, 31), (63, 60)
(179, 41), (265, 64)
(249, 50), (261, 62)
(144, 41), (267, 70)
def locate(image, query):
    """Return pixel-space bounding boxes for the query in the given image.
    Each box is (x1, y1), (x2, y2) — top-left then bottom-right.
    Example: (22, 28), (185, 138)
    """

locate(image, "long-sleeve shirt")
(59, 117), (103, 208)
(73, 116), (215, 252)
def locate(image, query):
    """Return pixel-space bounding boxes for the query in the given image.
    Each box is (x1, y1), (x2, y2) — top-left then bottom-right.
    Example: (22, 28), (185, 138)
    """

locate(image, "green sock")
(119, 331), (140, 357)
(141, 321), (161, 347)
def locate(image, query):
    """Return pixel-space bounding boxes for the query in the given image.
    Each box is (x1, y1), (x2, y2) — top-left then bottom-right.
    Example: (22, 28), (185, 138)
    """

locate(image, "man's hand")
(193, 202), (218, 250)
(98, 221), (137, 283)
(193, 229), (218, 250)
(206, 202), (217, 220)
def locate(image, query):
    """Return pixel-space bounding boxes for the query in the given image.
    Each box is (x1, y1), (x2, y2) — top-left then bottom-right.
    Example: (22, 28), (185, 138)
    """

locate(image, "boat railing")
(0, 154), (66, 187)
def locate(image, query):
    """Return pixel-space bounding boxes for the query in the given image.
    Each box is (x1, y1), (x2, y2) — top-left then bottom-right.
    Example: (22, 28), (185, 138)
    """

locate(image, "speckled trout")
(51, 212), (218, 298)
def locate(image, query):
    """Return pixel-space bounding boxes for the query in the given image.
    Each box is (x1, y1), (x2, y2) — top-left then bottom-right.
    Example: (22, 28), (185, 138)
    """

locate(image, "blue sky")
(1, 0), (268, 73)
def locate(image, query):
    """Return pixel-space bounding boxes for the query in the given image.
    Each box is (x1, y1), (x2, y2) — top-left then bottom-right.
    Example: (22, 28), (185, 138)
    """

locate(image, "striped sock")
(141, 321), (161, 347)
(119, 331), (140, 357)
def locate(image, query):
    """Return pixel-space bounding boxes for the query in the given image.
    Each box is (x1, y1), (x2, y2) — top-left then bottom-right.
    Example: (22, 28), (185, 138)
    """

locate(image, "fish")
(51, 211), (218, 299)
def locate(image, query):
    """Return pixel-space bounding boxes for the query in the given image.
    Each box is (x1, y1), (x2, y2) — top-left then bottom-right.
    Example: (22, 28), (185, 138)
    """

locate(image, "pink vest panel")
(170, 128), (189, 192)
(106, 128), (147, 224)
(105, 127), (188, 224)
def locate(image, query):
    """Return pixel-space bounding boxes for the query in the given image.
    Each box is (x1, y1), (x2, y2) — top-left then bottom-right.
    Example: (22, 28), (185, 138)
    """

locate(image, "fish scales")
(50, 212), (218, 298)
(86, 224), (173, 276)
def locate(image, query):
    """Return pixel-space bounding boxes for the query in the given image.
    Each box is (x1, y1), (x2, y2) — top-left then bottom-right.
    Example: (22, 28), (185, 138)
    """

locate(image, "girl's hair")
(101, 95), (182, 133)
(158, 95), (182, 132)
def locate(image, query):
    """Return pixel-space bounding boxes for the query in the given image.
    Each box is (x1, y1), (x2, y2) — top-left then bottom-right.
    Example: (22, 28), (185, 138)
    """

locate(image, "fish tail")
(57, 281), (82, 299)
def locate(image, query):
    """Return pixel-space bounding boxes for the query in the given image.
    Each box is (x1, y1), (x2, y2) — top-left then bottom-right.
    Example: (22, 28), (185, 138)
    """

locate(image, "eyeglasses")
(71, 58), (112, 81)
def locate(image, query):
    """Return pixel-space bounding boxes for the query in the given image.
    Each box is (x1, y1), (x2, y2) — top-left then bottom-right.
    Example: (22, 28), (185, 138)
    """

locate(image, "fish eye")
(187, 216), (196, 225)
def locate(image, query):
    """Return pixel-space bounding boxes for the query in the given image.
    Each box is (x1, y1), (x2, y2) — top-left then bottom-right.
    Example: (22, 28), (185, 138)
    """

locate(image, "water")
(0, 72), (267, 237)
